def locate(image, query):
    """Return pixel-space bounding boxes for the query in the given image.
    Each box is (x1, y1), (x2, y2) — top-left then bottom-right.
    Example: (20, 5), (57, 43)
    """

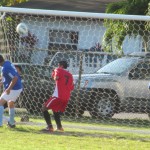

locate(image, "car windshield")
(96, 58), (138, 75)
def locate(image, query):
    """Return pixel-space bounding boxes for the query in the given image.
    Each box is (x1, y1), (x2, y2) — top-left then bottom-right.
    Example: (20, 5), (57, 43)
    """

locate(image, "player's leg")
(0, 98), (6, 127)
(5, 89), (22, 128)
(42, 105), (53, 131)
(7, 101), (15, 127)
(42, 97), (56, 132)
(53, 111), (64, 131)
(3, 102), (9, 123)
(53, 100), (68, 132)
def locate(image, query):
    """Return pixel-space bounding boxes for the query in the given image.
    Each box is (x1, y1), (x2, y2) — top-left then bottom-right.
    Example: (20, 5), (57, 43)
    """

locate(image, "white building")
(7, 0), (148, 64)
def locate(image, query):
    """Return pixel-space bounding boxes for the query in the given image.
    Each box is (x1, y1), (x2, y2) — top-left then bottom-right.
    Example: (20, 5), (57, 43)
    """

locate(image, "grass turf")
(0, 119), (150, 150)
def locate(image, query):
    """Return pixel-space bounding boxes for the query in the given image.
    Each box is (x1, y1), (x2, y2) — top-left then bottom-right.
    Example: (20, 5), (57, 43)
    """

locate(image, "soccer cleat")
(7, 122), (16, 128)
(55, 127), (64, 132)
(48, 127), (54, 132)
(41, 126), (54, 132)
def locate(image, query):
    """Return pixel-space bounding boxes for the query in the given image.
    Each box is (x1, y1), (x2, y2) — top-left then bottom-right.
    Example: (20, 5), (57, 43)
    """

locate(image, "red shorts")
(44, 97), (69, 112)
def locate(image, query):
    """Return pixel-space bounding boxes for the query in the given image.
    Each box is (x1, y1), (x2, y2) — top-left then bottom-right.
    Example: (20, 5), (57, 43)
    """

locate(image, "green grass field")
(0, 117), (150, 150)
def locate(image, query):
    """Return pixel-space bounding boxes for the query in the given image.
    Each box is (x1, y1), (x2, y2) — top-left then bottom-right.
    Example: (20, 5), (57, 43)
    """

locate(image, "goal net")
(0, 7), (150, 127)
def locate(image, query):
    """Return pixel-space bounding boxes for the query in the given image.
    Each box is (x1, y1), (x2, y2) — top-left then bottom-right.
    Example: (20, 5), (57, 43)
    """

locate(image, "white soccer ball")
(16, 23), (28, 35)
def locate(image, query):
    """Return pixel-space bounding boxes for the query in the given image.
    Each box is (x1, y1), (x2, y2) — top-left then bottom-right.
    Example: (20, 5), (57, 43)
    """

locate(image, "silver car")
(72, 52), (150, 118)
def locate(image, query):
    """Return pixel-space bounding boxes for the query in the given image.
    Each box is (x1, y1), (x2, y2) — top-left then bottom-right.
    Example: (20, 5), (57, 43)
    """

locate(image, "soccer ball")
(16, 23), (28, 35)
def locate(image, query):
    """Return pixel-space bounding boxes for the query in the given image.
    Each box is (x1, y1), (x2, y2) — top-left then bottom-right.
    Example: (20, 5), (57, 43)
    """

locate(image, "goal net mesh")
(0, 8), (150, 127)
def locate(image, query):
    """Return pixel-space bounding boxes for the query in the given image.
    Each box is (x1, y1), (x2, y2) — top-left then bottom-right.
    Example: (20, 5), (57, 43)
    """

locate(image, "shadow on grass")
(5, 126), (37, 133)
(10, 126), (150, 142)
(6, 109), (150, 130)
(22, 126), (150, 142)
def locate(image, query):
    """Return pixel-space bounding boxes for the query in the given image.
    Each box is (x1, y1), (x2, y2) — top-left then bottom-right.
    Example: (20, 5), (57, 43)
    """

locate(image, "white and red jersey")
(52, 67), (74, 100)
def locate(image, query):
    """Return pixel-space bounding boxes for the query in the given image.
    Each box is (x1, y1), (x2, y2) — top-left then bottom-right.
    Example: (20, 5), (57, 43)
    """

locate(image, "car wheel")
(89, 96), (115, 119)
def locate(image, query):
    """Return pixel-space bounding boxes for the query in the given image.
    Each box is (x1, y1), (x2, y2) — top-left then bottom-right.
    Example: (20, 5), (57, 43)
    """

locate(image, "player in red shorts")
(42, 60), (74, 132)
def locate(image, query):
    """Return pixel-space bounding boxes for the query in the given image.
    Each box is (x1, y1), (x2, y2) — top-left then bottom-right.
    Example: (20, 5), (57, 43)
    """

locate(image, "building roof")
(12, 0), (123, 13)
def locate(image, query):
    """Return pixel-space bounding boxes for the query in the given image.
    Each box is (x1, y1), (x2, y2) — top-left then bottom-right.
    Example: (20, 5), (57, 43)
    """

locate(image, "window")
(49, 30), (78, 51)
(49, 30), (78, 44)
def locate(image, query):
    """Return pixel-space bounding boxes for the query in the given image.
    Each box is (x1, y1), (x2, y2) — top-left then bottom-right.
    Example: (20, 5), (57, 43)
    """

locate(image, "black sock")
(43, 110), (53, 128)
(53, 112), (62, 129)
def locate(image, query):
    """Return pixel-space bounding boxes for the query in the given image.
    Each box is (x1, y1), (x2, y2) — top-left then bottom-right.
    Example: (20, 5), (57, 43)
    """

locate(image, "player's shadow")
(39, 129), (108, 138)
(5, 127), (150, 142)
(10, 127), (102, 138)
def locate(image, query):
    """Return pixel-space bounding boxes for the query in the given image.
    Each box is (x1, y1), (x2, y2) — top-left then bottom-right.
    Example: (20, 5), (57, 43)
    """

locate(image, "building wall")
(20, 16), (143, 64)
(22, 16), (104, 50)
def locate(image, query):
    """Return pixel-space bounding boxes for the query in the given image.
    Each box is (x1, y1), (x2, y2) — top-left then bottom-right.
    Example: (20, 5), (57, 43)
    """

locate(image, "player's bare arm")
(5, 76), (18, 94)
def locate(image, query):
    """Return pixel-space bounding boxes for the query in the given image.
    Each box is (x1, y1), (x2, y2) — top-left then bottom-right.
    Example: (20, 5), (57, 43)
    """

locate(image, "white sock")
(0, 106), (4, 126)
(9, 108), (15, 125)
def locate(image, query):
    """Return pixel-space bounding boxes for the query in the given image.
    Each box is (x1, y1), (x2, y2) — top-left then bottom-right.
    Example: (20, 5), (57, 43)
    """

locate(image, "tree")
(146, 3), (150, 37)
(0, 0), (28, 6)
(148, 2), (150, 16)
(103, 0), (150, 54)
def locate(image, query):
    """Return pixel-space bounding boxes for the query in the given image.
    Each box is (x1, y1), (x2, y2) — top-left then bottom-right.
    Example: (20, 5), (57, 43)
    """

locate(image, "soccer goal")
(0, 7), (150, 127)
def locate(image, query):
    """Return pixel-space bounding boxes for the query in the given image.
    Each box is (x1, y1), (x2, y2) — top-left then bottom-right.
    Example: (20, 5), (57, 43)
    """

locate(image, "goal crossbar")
(0, 7), (150, 21)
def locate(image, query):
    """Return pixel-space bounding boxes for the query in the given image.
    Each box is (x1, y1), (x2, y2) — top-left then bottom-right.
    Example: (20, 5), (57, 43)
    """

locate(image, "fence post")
(75, 52), (83, 118)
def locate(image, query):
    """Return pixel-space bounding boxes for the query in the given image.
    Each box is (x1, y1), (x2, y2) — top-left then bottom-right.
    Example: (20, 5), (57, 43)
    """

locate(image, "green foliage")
(106, 1), (128, 14)
(146, 3), (150, 30)
(103, 20), (127, 53)
(0, 0), (28, 6)
(126, 0), (149, 15)
(148, 3), (150, 15)
(103, 0), (150, 53)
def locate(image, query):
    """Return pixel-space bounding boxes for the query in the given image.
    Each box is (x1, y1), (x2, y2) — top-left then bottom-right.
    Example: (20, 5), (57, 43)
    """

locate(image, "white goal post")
(1, 7), (150, 20)
(0, 7), (150, 126)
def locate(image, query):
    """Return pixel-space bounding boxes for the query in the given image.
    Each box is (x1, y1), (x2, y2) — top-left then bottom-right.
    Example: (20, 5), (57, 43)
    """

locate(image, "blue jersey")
(1, 61), (22, 90)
